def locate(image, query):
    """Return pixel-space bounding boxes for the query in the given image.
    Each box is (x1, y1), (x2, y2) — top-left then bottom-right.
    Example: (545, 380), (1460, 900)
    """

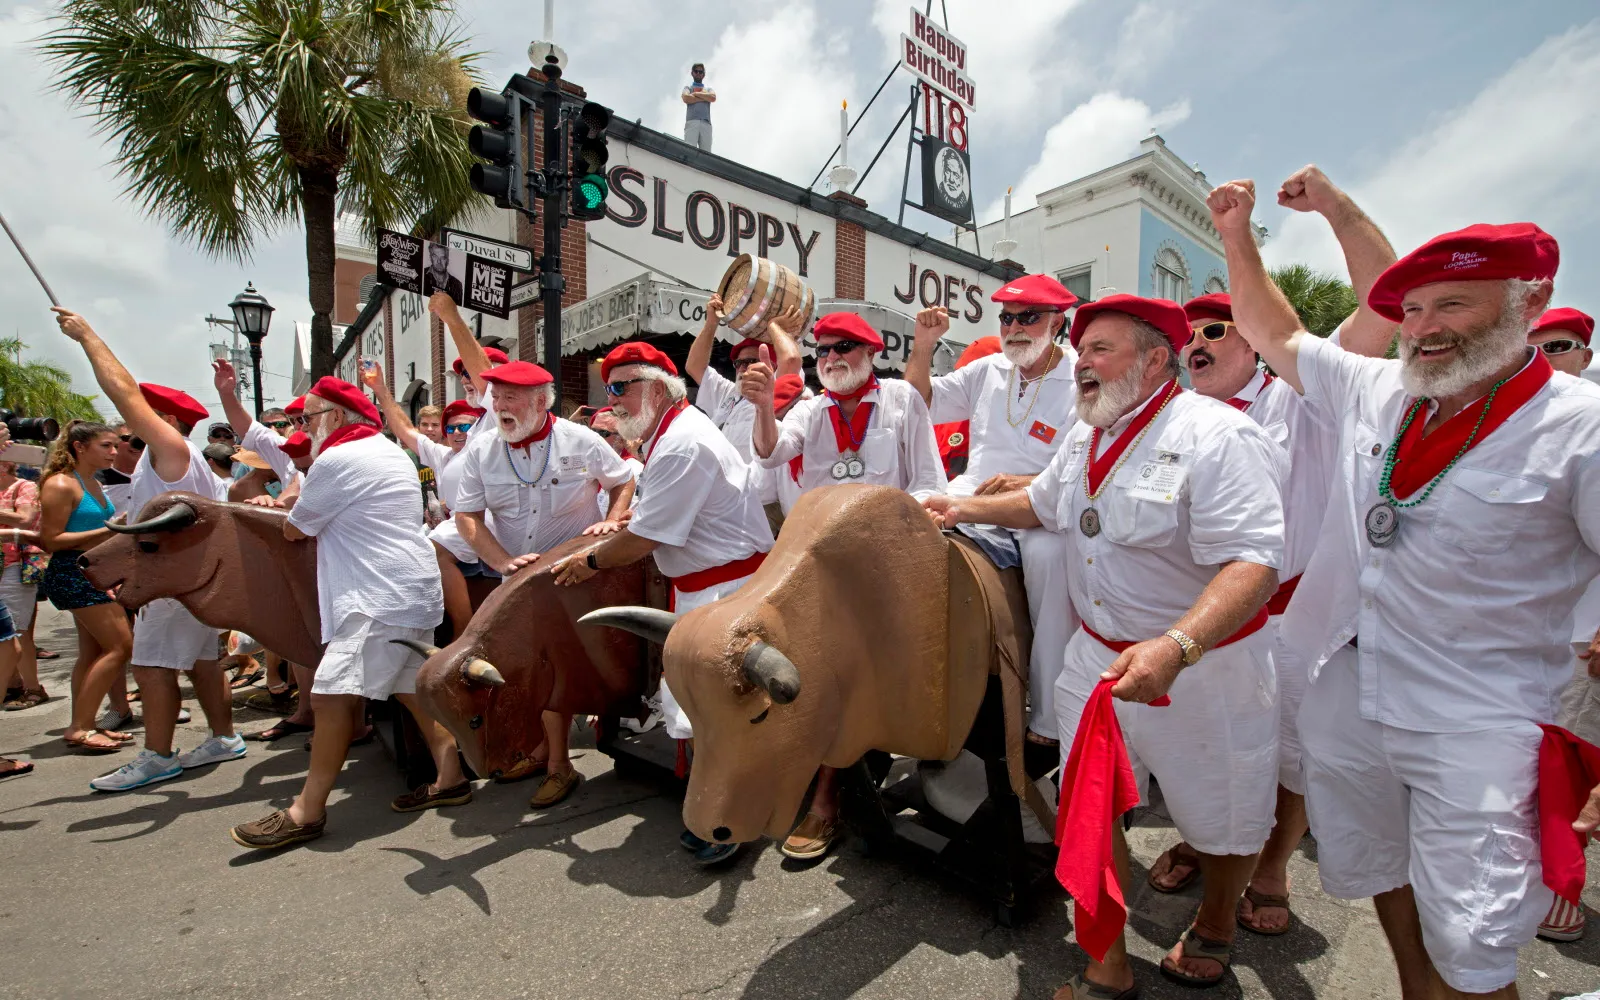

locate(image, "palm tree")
(0, 338), (102, 424)
(1270, 264), (1358, 338)
(45, 0), (483, 379)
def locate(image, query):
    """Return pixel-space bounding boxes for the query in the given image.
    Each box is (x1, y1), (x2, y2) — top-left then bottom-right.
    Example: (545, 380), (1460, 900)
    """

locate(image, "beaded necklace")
(503, 436), (554, 487)
(1375, 374), (1513, 509)
(1005, 345), (1060, 428)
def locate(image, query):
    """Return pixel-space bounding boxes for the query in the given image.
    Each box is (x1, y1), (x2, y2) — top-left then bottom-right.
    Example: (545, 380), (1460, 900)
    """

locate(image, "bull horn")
(578, 606), (679, 646)
(104, 502), (196, 534)
(743, 641), (801, 705)
(389, 638), (441, 659)
(463, 658), (505, 688)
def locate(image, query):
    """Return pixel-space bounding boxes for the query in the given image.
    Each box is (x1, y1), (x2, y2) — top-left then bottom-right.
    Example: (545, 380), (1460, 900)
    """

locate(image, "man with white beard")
(230, 377), (454, 849)
(923, 293), (1287, 993)
(548, 341), (773, 867)
(905, 274), (1079, 750)
(738, 311), (945, 861)
(453, 360), (636, 810)
(1210, 178), (1600, 999)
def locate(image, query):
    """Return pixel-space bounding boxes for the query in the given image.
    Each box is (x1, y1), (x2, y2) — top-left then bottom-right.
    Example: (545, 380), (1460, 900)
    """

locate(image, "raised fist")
(1207, 180), (1256, 238)
(914, 306), (950, 343)
(1277, 165), (1342, 216)
(428, 292), (461, 320)
(739, 343), (776, 407)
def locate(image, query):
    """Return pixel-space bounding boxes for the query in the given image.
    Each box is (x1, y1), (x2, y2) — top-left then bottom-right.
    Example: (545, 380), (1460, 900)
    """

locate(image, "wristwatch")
(585, 550), (600, 571)
(1164, 628), (1203, 666)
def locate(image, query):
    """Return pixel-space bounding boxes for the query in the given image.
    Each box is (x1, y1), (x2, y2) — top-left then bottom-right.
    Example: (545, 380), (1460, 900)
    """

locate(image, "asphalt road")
(2, 605), (1598, 1000)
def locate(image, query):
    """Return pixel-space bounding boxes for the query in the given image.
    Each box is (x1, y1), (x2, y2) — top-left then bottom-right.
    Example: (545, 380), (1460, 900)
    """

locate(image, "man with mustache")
(1211, 178), (1600, 999)
(739, 311), (946, 860)
(905, 274), (1080, 750)
(452, 360), (636, 810)
(924, 292), (1286, 992)
(1154, 166), (1399, 935)
(548, 341), (774, 866)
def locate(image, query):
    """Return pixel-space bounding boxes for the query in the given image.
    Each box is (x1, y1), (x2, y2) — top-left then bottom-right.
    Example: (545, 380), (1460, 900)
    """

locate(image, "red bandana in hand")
(1536, 723), (1600, 906)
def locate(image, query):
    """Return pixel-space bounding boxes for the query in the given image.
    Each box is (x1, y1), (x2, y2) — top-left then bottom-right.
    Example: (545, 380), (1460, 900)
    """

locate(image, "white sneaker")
(89, 749), (182, 792)
(178, 734), (247, 770)
(175, 708), (192, 724)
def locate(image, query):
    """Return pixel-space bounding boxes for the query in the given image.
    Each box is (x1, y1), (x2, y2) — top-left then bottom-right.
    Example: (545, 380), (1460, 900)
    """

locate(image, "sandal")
(98, 728), (136, 743)
(65, 731), (125, 754)
(1148, 842), (1203, 894)
(2, 687), (48, 711)
(1053, 974), (1140, 1000)
(230, 667), (265, 690)
(246, 719), (314, 742)
(0, 756), (34, 779)
(34, 648), (58, 660)
(245, 688), (296, 714)
(1236, 885), (1293, 936)
(1159, 925), (1233, 988)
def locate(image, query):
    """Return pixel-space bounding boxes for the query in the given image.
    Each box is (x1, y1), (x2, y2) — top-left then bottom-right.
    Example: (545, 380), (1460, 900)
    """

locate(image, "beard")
(495, 409), (543, 442)
(1076, 359), (1150, 429)
(1002, 330), (1052, 369)
(817, 359), (870, 395)
(310, 420), (334, 455)
(612, 398), (661, 441)
(1400, 296), (1530, 400)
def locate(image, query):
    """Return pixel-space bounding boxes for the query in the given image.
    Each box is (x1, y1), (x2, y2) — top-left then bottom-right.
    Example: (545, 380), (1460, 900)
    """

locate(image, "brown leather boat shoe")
(230, 809), (325, 850)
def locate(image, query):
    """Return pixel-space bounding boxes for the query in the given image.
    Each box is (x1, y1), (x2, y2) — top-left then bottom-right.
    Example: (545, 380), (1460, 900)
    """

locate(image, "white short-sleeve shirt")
(412, 434), (469, 509)
(628, 404), (774, 580)
(130, 440), (228, 520)
(1283, 336), (1600, 733)
(600, 456), (645, 519)
(929, 349), (1079, 496)
(1025, 387), (1287, 642)
(243, 421), (301, 493)
(694, 366), (755, 462)
(1230, 370), (1338, 582)
(287, 434), (442, 640)
(757, 378), (947, 500)
(453, 417), (633, 558)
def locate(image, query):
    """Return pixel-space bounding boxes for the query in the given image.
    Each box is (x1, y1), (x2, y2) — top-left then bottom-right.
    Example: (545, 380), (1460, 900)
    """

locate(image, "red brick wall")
(333, 258), (375, 325)
(830, 191), (867, 300)
(516, 75), (591, 369)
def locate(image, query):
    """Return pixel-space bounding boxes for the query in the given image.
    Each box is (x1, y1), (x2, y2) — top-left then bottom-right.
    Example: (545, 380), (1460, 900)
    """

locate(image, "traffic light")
(569, 101), (612, 221)
(467, 86), (526, 210)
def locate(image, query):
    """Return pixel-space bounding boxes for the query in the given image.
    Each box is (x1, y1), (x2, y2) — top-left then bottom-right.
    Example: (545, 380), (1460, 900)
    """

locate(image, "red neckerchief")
(507, 412), (554, 450)
(642, 401), (689, 465)
(788, 455), (804, 483)
(1388, 351), (1552, 499)
(317, 423), (380, 452)
(1085, 380), (1181, 494)
(1225, 370), (1274, 412)
(823, 375), (879, 453)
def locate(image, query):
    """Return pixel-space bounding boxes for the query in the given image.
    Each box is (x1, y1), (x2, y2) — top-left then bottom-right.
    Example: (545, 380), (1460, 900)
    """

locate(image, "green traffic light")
(578, 173), (608, 210)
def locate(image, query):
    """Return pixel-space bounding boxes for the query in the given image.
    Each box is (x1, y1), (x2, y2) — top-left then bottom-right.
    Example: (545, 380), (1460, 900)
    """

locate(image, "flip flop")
(0, 757), (34, 779)
(1159, 925), (1233, 988)
(1148, 843), (1203, 894)
(97, 728), (136, 743)
(246, 719), (314, 742)
(1236, 885), (1293, 936)
(34, 648), (59, 660)
(230, 667), (265, 690)
(65, 732), (124, 754)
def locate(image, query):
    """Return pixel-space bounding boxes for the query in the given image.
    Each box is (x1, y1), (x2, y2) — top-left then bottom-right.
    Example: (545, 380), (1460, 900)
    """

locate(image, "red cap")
(138, 383), (209, 428)
(1531, 307), (1594, 346)
(990, 274), (1078, 311)
(1069, 294), (1190, 354)
(1368, 223), (1559, 322)
(452, 346), (510, 377)
(284, 395), (305, 417)
(480, 361), (554, 387)
(955, 336), (1002, 369)
(601, 341), (679, 383)
(281, 432), (313, 459)
(309, 376), (381, 427)
(812, 312), (885, 352)
(731, 338), (765, 359)
(772, 374), (805, 411)
(442, 400), (485, 423)
(1183, 293), (1233, 324)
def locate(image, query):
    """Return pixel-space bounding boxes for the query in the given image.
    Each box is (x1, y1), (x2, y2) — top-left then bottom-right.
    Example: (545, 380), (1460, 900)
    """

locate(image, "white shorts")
(1056, 626), (1279, 856)
(660, 573), (754, 741)
(1298, 646), (1550, 994)
(428, 516), (478, 565)
(311, 614), (433, 701)
(1271, 617), (1309, 795)
(132, 597), (223, 670)
(0, 563), (35, 631)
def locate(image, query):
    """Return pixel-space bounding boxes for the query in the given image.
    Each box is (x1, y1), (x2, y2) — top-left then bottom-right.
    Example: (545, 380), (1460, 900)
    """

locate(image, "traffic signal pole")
(538, 58), (566, 408)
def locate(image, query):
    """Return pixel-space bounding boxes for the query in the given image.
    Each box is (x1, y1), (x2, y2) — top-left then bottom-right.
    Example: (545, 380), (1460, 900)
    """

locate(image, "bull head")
(389, 639), (505, 687)
(580, 607), (801, 704)
(102, 502), (197, 551)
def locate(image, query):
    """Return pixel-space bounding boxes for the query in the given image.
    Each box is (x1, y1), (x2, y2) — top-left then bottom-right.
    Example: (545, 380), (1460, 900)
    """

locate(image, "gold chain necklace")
(1005, 345), (1060, 428)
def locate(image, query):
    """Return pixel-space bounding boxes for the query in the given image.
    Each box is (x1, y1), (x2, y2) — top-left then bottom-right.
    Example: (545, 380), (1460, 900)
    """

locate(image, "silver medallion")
(846, 457), (865, 479)
(831, 459), (850, 480)
(1079, 507), (1102, 538)
(1365, 502), (1399, 548)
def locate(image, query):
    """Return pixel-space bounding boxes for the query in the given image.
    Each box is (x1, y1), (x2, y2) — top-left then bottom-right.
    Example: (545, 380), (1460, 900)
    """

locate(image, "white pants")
(131, 598), (222, 670)
(1271, 616), (1309, 795)
(660, 574), (753, 740)
(1056, 626), (1279, 856)
(684, 119), (712, 151)
(1017, 526), (1077, 740)
(311, 614), (433, 701)
(1299, 646), (1549, 994)
(0, 563), (35, 631)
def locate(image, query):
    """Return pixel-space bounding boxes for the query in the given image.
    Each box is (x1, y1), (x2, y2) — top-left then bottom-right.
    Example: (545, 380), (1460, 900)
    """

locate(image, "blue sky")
(1, 0), (1597, 416)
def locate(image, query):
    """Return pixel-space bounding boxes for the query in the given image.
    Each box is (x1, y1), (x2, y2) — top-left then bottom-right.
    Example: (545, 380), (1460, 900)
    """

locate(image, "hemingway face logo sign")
(1028, 421), (1057, 445)
(377, 227), (514, 320)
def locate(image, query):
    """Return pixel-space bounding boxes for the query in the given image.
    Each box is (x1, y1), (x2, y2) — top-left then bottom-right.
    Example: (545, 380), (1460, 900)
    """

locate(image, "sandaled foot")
(98, 728), (135, 742)
(1159, 925), (1232, 988)
(246, 719), (314, 742)
(244, 688), (296, 714)
(230, 809), (325, 850)
(780, 813), (839, 861)
(1237, 884), (1293, 936)
(1147, 842), (1202, 893)
(65, 731), (124, 753)
(230, 667), (265, 690)
(3, 687), (48, 711)
(1053, 973), (1140, 1000)
(392, 780), (473, 813)
(530, 768), (582, 808)
(0, 756), (34, 779)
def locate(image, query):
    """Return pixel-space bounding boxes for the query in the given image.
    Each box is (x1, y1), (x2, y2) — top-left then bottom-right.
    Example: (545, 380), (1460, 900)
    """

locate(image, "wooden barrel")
(717, 254), (813, 337)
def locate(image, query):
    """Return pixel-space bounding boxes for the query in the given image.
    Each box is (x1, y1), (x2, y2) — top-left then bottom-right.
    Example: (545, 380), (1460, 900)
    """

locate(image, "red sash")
(670, 551), (767, 594)
(1080, 608), (1267, 656)
(1388, 352), (1552, 499)
(1085, 381), (1181, 494)
(1226, 372), (1274, 411)
(317, 422), (380, 452)
(824, 376), (878, 454)
(1265, 573), (1301, 616)
(507, 412), (554, 449)
(642, 402), (689, 465)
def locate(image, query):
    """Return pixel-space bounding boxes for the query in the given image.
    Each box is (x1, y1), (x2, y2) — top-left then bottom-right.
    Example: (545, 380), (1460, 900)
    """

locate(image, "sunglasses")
(999, 309), (1058, 327)
(290, 415), (307, 427)
(300, 407), (339, 421)
(444, 422), (475, 434)
(1538, 338), (1585, 357)
(211, 432), (235, 441)
(731, 356), (760, 370)
(605, 378), (647, 397)
(265, 420), (293, 431)
(811, 341), (863, 358)
(1188, 322), (1234, 345)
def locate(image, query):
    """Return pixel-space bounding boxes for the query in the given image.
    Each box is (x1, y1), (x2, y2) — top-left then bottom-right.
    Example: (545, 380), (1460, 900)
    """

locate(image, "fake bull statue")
(583, 484), (1051, 851)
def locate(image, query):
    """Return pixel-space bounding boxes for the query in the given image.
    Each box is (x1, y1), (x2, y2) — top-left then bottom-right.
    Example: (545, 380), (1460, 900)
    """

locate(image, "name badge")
(1124, 459), (1186, 504)
(557, 455), (589, 477)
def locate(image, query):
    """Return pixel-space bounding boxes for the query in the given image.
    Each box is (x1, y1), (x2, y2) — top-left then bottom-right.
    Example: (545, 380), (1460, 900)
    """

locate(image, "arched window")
(1152, 245), (1189, 301)
(358, 273), (378, 304)
(1204, 274), (1227, 295)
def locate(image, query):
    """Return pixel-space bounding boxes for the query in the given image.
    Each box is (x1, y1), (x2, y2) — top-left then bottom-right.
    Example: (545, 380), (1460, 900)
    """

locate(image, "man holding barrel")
(686, 294), (805, 461)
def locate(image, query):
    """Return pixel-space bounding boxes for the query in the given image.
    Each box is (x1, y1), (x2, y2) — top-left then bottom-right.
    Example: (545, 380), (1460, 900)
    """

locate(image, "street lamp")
(228, 283), (274, 417)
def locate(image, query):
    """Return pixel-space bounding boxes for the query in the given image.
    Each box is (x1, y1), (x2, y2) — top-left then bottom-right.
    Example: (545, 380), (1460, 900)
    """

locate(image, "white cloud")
(1107, 2), (1186, 89)
(981, 92), (1190, 222)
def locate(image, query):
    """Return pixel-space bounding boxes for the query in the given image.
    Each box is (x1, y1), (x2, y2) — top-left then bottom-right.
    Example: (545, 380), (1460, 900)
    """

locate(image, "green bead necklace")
(1375, 372), (1514, 509)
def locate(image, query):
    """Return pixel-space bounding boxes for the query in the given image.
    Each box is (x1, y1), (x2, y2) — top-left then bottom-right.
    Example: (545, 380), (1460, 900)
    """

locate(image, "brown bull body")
(79, 492), (324, 666)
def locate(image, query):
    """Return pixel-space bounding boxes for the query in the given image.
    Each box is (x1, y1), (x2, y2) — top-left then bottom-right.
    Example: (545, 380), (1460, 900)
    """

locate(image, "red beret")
(309, 376), (380, 427)
(480, 361), (554, 387)
(955, 336), (1002, 369)
(772, 374), (806, 411)
(731, 338), (765, 358)
(1368, 223), (1559, 322)
(1531, 307), (1594, 346)
(452, 346), (510, 377)
(138, 383), (208, 427)
(1069, 294), (1190, 354)
(281, 432), (313, 459)
(1183, 293), (1233, 324)
(990, 274), (1078, 311)
(441, 400), (485, 423)
(812, 312), (884, 352)
(284, 395), (305, 417)
(601, 341), (679, 383)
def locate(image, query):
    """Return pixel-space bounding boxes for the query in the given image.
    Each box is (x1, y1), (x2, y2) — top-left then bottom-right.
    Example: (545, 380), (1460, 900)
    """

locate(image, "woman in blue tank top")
(38, 420), (134, 752)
